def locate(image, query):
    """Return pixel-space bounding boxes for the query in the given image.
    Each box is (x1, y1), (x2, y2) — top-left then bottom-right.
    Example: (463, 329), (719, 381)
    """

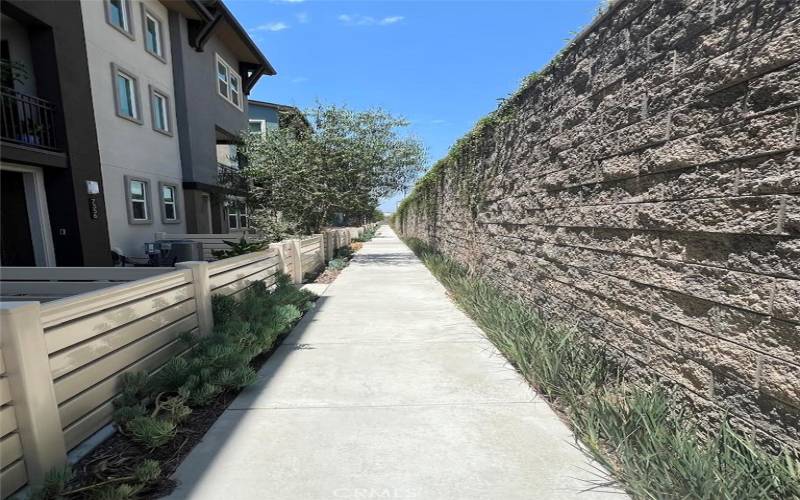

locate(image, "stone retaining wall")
(396, 0), (800, 451)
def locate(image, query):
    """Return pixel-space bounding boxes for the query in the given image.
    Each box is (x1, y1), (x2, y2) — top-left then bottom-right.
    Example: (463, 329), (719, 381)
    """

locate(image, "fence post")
(314, 234), (324, 269)
(290, 239), (303, 284)
(176, 261), (213, 336)
(269, 242), (290, 277)
(0, 302), (67, 486)
(321, 231), (329, 262)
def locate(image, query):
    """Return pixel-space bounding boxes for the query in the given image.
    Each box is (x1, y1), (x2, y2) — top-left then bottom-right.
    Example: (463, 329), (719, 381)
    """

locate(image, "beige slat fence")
(0, 226), (371, 498)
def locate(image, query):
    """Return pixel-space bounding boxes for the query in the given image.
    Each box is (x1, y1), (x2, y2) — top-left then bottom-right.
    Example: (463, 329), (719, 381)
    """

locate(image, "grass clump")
(404, 237), (800, 500)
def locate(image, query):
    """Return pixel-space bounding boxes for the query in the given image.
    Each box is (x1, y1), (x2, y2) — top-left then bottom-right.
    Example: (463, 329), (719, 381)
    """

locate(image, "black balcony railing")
(1, 86), (59, 150)
(217, 164), (249, 192)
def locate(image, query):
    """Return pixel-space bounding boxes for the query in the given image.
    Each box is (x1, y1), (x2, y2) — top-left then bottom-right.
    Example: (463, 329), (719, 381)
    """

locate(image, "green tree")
(241, 104), (425, 234)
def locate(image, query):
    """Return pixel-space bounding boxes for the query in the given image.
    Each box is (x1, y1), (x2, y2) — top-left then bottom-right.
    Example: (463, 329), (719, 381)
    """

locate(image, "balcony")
(217, 163), (249, 193)
(1, 86), (60, 151)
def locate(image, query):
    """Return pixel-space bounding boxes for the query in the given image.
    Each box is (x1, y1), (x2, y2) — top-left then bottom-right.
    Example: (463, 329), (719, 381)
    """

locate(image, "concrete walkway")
(168, 226), (622, 500)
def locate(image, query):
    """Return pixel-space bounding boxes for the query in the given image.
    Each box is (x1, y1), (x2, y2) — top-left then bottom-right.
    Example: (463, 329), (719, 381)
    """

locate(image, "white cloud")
(379, 16), (404, 25)
(252, 21), (289, 32)
(296, 12), (309, 24)
(338, 14), (405, 26)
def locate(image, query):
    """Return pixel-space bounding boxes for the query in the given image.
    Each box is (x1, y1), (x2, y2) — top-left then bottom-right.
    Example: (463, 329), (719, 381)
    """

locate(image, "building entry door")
(0, 164), (56, 266)
(1, 169), (35, 265)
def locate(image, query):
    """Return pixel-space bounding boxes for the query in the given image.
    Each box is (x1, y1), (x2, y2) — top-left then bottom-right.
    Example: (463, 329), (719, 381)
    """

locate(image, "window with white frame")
(216, 54), (243, 110)
(125, 177), (152, 224)
(230, 73), (241, 107)
(249, 119), (266, 135)
(112, 64), (142, 124)
(142, 7), (165, 61)
(227, 200), (248, 230)
(160, 183), (179, 223)
(106, 0), (134, 38)
(149, 86), (171, 134)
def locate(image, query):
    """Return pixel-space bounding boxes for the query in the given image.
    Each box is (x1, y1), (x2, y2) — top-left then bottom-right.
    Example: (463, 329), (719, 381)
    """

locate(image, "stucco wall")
(249, 103), (280, 129)
(169, 13), (250, 186)
(397, 0), (800, 451)
(81, 0), (186, 259)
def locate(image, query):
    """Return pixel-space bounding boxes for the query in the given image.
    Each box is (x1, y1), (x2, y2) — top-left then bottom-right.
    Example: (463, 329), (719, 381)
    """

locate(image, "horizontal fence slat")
(44, 283), (195, 354)
(1, 281), (120, 298)
(0, 296), (65, 303)
(213, 268), (278, 297)
(40, 270), (192, 330)
(300, 237), (322, 248)
(0, 433), (22, 469)
(156, 233), (264, 262)
(209, 259), (279, 291)
(0, 406), (17, 438)
(59, 334), (192, 432)
(49, 300), (197, 379)
(156, 233), (261, 241)
(208, 250), (277, 276)
(53, 316), (195, 404)
(0, 267), (171, 281)
(62, 400), (115, 452)
(0, 459), (26, 499)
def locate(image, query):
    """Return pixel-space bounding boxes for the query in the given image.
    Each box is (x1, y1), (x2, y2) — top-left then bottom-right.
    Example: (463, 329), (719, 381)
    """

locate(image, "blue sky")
(229, 0), (604, 212)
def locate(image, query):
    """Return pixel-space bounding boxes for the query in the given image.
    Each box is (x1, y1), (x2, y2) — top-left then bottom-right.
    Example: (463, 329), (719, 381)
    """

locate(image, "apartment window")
(142, 6), (165, 62)
(249, 119), (266, 135)
(227, 201), (248, 230)
(215, 54), (243, 110)
(111, 64), (142, 124)
(217, 60), (229, 97)
(105, 0), (134, 39)
(230, 74), (241, 107)
(125, 176), (152, 224)
(159, 183), (180, 223)
(149, 85), (172, 135)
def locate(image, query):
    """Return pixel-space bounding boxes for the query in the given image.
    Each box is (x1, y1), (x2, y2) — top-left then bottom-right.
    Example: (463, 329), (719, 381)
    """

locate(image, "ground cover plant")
(403, 237), (800, 500)
(352, 225), (378, 243)
(314, 243), (361, 284)
(34, 275), (316, 499)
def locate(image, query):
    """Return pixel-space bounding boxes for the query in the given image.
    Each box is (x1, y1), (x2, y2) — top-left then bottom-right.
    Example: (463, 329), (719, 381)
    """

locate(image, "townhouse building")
(169, 0), (274, 235)
(1, 2), (110, 266)
(0, 0), (273, 265)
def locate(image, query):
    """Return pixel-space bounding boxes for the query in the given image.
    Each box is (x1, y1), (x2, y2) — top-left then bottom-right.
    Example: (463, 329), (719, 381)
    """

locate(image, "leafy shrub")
(32, 461), (162, 499)
(113, 275), (315, 450)
(404, 237), (800, 500)
(334, 246), (354, 259)
(211, 237), (267, 259)
(30, 467), (74, 500)
(327, 258), (347, 271)
(352, 226), (378, 242)
(125, 416), (176, 449)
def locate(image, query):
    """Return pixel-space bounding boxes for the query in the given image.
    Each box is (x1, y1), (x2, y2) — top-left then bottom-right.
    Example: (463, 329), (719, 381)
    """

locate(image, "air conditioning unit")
(145, 240), (204, 266)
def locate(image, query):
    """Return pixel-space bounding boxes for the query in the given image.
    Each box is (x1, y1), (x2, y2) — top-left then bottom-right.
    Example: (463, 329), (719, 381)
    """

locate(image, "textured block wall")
(397, 0), (800, 450)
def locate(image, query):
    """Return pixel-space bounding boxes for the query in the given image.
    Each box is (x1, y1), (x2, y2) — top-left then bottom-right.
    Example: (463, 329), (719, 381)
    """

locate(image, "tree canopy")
(241, 104), (426, 235)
